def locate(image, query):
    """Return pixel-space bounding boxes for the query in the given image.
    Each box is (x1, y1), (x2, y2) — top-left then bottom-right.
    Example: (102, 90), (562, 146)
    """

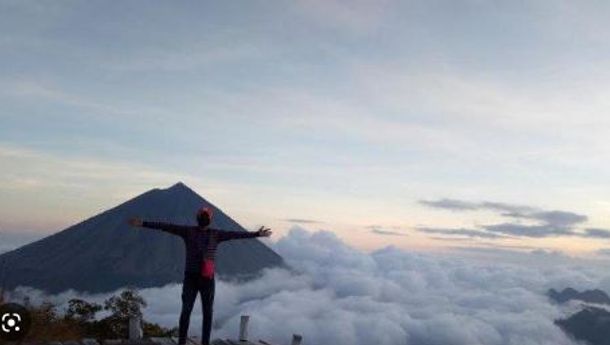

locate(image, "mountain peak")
(548, 288), (610, 305)
(0, 183), (285, 293)
(158, 182), (198, 198)
(168, 181), (190, 191)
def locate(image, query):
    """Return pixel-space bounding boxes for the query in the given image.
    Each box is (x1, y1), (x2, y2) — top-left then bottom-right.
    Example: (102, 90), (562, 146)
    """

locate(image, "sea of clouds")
(11, 227), (610, 345)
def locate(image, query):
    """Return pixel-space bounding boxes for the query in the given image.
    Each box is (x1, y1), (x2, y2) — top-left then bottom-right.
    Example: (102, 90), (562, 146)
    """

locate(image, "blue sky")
(2, 0), (610, 255)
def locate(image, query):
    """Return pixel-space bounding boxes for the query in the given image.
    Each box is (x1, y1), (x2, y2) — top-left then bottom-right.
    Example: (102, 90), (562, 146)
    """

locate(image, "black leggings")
(178, 273), (215, 345)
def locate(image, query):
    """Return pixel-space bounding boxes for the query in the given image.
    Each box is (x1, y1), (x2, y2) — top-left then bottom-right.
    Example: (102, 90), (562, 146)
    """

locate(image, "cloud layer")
(9, 228), (610, 345)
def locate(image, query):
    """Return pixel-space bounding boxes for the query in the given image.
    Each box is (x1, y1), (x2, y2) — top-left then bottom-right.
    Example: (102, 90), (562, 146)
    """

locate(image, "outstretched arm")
(217, 226), (272, 242)
(128, 217), (188, 237)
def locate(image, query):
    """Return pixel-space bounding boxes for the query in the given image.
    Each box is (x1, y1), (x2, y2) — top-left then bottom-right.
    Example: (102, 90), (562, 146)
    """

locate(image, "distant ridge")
(0, 182), (285, 293)
(548, 288), (610, 305)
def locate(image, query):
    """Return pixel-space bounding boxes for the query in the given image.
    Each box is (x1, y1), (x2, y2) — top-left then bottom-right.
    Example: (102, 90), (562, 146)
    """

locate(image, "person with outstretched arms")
(127, 207), (271, 345)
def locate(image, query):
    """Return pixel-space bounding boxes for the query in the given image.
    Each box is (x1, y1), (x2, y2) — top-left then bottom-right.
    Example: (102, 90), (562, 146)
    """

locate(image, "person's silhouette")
(128, 207), (271, 345)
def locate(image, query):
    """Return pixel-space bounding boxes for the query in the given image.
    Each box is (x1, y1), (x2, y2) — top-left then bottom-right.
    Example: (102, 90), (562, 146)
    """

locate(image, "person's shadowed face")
(197, 208), (212, 228)
(197, 212), (210, 227)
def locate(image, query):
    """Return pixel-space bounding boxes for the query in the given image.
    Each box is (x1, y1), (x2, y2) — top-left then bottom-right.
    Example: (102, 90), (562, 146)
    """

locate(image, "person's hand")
(257, 226), (272, 237)
(128, 217), (143, 227)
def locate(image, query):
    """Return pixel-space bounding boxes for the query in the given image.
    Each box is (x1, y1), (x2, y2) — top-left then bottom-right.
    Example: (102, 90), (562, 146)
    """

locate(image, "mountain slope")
(0, 182), (285, 293)
(556, 307), (610, 345)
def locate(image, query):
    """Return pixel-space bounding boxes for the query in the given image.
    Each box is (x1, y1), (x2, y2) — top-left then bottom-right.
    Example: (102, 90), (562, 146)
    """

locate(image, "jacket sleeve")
(142, 221), (189, 238)
(216, 229), (260, 242)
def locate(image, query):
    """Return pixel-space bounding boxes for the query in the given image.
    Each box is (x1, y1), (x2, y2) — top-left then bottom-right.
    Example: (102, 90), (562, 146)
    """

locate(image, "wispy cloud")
(484, 223), (575, 238)
(419, 198), (481, 211)
(417, 227), (506, 239)
(370, 228), (408, 237)
(366, 225), (408, 237)
(282, 218), (324, 224)
(419, 199), (536, 215)
(582, 228), (610, 239)
(450, 245), (571, 261)
(420, 198), (604, 239)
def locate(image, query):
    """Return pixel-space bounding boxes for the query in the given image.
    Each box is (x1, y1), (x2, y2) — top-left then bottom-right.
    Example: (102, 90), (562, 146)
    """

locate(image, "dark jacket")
(142, 221), (260, 274)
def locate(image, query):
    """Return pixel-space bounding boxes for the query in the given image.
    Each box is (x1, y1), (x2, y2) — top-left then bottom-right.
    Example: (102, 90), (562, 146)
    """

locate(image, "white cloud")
(9, 228), (610, 345)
